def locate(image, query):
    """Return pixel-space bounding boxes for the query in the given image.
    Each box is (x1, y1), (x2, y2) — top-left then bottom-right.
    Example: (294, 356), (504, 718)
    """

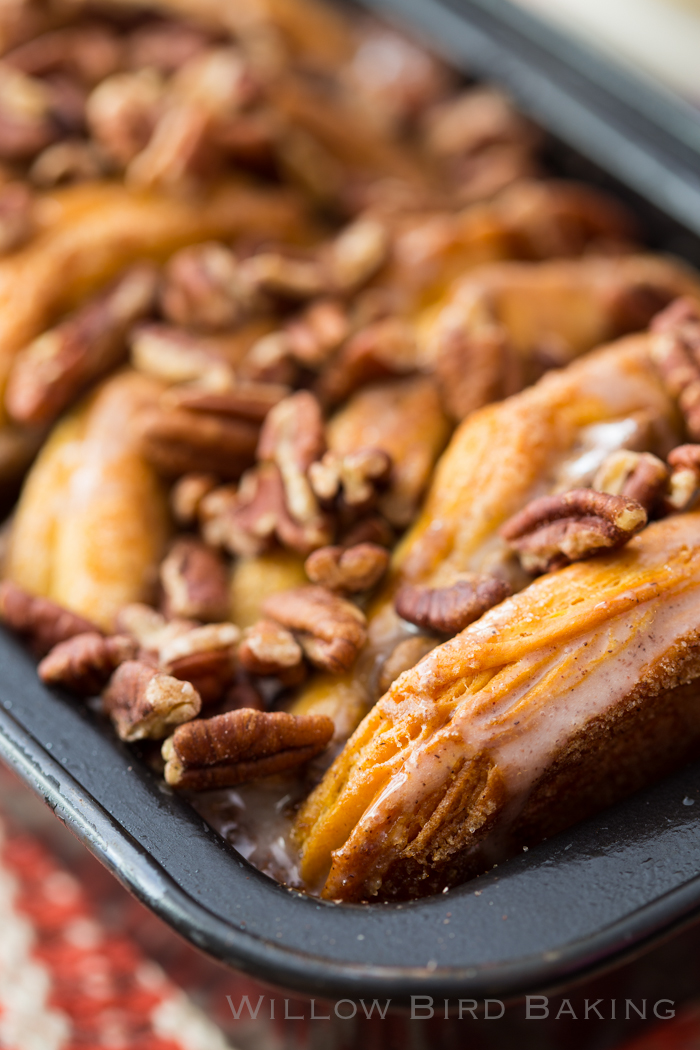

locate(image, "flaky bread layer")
(295, 512), (700, 900)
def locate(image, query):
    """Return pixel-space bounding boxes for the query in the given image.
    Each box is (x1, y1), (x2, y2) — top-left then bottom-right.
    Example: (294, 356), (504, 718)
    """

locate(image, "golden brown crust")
(294, 512), (700, 900)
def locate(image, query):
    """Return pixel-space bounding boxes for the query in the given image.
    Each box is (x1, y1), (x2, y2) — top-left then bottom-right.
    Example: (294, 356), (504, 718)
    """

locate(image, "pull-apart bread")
(295, 511), (700, 900)
(293, 326), (700, 899)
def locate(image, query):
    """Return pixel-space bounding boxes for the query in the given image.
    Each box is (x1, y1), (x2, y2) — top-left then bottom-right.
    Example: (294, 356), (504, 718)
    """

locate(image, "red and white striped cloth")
(0, 817), (235, 1050)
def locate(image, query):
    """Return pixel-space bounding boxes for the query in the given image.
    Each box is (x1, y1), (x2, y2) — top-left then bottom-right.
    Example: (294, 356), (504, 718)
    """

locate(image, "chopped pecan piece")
(0, 581), (100, 656)
(315, 316), (417, 406)
(114, 603), (196, 654)
(130, 324), (234, 388)
(135, 402), (259, 479)
(666, 444), (700, 512)
(0, 181), (33, 253)
(29, 138), (107, 187)
(305, 542), (389, 592)
(6, 264), (159, 426)
(160, 242), (252, 331)
(160, 538), (230, 623)
(262, 584), (367, 673)
(86, 69), (163, 167)
(158, 622), (240, 705)
(38, 632), (137, 696)
(500, 489), (648, 574)
(171, 472), (219, 526)
(308, 447), (391, 507)
(650, 298), (700, 440)
(593, 450), (669, 512)
(162, 379), (289, 422)
(325, 217), (389, 293)
(395, 573), (511, 634)
(238, 618), (304, 681)
(103, 659), (201, 741)
(0, 64), (58, 160)
(283, 299), (351, 369)
(378, 635), (437, 695)
(162, 708), (334, 789)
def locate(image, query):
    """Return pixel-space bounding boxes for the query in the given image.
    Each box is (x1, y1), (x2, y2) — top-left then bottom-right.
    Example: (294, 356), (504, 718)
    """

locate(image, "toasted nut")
(160, 538), (230, 622)
(593, 449), (669, 511)
(135, 403), (259, 478)
(339, 515), (395, 549)
(159, 622), (240, 705)
(238, 618), (304, 678)
(326, 218), (389, 293)
(127, 22), (210, 74)
(160, 242), (251, 331)
(38, 632), (137, 696)
(0, 182), (33, 254)
(6, 264), (159, 427)
(262, 584), (367, 673)
(305, 543), (389, 592)
(130, 324), (234, 388)
(86, 69), (163, 167)
(500, 488), (648, 574)
(126, 100), (212, 192)
(423, 88), (535, 159)
(103, 659), (201, 741)
(237, 251), (326, 301)
(0, 580), (100, 656)
(316, 316), (417, 406)
(171, 472), (219, 526)
(651, 298), (700, 440)
(0, 64), (57, 160)
(284, 299), (351, 369)
(220, 673), (266, 713)
(666, 444), (700, 511)
(239, 330), (300, 387)
(162, 379), (290, 422)
(162, 708), (333, 789)
(114, 603), (196, 652)
(5, 25), (123, 85)
(395, 573), (511, 634)
(378, 635), (437, 695)
(30, 138), (107, 188)
(308, 447), (391, 507)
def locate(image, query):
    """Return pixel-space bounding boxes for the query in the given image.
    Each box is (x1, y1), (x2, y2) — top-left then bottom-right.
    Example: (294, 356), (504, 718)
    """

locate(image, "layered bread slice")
(295, 511), (700, 899)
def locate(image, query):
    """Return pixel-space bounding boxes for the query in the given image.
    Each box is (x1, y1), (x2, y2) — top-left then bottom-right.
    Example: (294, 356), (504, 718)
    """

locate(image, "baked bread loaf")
(295, 510), (700, 899)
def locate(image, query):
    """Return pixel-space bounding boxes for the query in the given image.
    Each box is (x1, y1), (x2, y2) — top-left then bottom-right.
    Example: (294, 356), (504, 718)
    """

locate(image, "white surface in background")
(512, 0), (700, 103)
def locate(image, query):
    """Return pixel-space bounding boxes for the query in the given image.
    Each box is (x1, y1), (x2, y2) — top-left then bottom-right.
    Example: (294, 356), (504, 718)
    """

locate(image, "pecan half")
(395, 572), (511, 634)
(666, 444), (700, 512)
(0, 581), (100, 656)
(305, 542), (389, 592)
(162, 379), (289, 422)
(315, 316), (417, 406)
(237, 250), (326, 301)
(135, 402), (259, 479)
(650, 298), (700, 440)
(6, 264), (159, 426)
(160, 538), (230, 623)
(171, 472), (219, 526)
(500, 489), (648, 574)
(262, 584), (367, 673)
(29, 138), (107, 187)
(162, 708), (334, 789)
(308, 447), (391, 507)
(238, 618), (304, 681)
(114, 603), (196, 653)
(158, 622), (240, 705)
(0, 181), (33, 254)
(593, 450), (669, 512)
(38, 632), (137, 696)
(102, 659), (201, 741)
(160, 242), (252, 331)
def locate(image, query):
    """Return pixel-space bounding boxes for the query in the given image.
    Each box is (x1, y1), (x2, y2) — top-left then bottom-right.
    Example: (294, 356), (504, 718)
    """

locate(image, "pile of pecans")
(0, 0), (699, 811)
